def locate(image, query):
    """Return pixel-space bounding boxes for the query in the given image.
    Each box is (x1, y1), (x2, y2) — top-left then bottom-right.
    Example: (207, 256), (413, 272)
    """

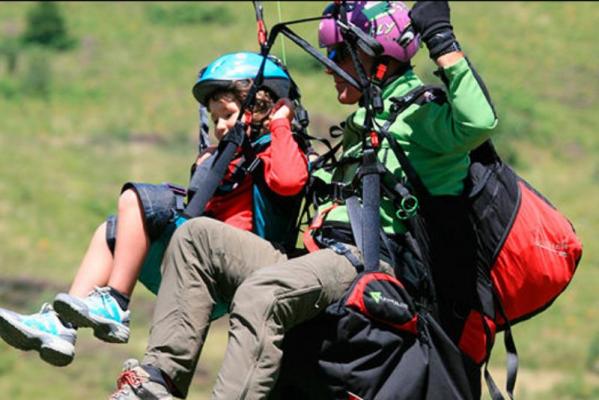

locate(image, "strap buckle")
(331, 182), (355, 202)
(318, 236), (363, 272)
(243, 157), (262, 175)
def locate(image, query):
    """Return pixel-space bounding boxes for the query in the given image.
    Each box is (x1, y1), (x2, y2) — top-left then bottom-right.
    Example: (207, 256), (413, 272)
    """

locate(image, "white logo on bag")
(534, 240), (569, 258)
(368, 291), (408, 310)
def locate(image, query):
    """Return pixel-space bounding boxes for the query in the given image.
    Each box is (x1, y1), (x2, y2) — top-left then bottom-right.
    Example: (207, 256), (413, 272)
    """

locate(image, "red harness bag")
(457, 141), (583, 399)
(490, 179), (581, 326)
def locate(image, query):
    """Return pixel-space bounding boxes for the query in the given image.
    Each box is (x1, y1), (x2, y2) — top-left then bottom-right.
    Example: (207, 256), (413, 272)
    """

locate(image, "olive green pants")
(142, 217), (377, 399)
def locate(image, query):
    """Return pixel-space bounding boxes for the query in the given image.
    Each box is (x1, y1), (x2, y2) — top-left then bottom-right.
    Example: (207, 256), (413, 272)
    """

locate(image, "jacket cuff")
(441, 56), (469, 79)
(269, 118), (291, 135)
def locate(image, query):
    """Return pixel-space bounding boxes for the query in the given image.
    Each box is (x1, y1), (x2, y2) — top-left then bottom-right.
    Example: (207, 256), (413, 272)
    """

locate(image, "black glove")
(409, 1), (461, 60)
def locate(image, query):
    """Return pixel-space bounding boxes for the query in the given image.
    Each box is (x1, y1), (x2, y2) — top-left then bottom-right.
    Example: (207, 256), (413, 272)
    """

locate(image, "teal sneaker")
(109, 359), (173, 400)
(53, 287), (130, 344)
(0, 303), (76, 367)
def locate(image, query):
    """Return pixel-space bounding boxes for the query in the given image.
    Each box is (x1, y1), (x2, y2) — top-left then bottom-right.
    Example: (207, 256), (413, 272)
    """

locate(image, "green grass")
(0, 2), (598, 399)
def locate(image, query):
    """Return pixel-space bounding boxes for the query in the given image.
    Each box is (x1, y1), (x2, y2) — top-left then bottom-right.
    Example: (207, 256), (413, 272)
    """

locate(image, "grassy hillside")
(0, 2), (598, 399)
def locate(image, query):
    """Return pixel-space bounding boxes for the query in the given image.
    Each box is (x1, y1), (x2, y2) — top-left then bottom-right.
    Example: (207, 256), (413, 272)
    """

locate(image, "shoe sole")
(0, 312), (74, 367)
(53, 295), (129, 344)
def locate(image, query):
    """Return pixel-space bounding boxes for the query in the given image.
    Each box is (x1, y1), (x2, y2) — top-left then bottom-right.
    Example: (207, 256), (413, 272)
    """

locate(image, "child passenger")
(0, 51), (308, 367)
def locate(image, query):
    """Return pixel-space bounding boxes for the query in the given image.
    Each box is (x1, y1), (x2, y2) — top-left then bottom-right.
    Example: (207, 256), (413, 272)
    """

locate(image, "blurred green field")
(0, 2), (598, 399)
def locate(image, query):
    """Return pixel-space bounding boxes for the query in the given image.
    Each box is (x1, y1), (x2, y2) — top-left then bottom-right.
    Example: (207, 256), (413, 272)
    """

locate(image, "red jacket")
(204, 118), (308, 233)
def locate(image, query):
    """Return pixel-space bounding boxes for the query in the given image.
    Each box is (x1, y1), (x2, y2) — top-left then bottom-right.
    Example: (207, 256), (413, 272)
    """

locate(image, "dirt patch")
(488, 367), (599, 396)
(0, 277), (66, 309)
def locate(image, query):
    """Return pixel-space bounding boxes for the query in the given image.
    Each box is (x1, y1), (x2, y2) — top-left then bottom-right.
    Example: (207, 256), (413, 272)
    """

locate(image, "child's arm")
(258, 99), (308, 196)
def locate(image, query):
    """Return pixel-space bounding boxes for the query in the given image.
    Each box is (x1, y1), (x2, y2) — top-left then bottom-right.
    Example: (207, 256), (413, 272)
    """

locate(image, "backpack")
(379, 85), (583, 398)
(457, 140), (583, 398)
(273, 271), (479, 400)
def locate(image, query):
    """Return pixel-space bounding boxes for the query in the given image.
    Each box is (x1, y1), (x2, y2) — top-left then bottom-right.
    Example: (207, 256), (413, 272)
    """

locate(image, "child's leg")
(54, 183), (179, 344)
(68, 188), (150, 299)
(53, 189), (149, 344)
(68, 221), (115, 298)
(68, 188), (149, 298)
(106, 188), (150, 297)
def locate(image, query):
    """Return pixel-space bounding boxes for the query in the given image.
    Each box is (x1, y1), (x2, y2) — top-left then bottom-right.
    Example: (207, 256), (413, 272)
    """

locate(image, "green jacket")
(314, 57), (498, 236)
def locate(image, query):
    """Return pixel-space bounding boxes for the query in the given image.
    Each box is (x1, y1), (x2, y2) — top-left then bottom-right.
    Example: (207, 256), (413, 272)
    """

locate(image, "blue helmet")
(192, 52), (293, 106)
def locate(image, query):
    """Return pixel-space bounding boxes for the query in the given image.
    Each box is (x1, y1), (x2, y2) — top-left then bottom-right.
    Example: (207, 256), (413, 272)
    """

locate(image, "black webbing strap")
(183, 121), (246, 218)
(482, 287), (519, 400)
(359, 149), (383, 271)
(482, 331), (518, 400)
(336, 1), (385, 273)
(343, 148), (386, 272)
(377, 85), (447, 199)
(272, 25), (361, 90)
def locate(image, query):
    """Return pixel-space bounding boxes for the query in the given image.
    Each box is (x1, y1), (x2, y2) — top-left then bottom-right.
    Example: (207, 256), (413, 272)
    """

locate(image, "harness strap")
(303, 203), (338, 252)
(482, 329), (517, 400)
(481, 287), (518, 400)
(378, 85), (447, 199)
(359, 148), (384, 272)
(183, 121), (246, 218)
(318, 236), (363, 271)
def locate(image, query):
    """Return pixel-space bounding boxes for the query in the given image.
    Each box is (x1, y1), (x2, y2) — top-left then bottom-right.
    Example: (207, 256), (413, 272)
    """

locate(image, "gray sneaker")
(109, 359), (173, 400)
(53, 287), (130, 343)
(0, 303), (76, 367)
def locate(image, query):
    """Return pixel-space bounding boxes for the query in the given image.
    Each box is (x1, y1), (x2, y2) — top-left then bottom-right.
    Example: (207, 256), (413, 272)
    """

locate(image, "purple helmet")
(318, 1), (419, 63)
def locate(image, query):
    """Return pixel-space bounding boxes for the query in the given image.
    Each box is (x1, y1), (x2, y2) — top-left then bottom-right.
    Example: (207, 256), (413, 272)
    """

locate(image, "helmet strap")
(371, 58), (389, 87)
(371, 58), (412, 88)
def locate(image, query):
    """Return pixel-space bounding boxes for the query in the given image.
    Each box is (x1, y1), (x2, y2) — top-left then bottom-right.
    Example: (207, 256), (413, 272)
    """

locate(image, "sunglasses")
(327, 45), (351, 64)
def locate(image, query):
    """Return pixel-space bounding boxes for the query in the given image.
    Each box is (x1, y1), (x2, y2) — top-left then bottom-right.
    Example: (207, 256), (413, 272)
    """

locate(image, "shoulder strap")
(342, 147), (387, 272)
(378, 85), (447, 200)
(183, 121), (246, 218)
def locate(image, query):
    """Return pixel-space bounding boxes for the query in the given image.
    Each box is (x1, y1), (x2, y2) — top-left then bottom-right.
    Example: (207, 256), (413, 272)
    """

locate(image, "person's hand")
(196, 145), (217, 165)
(270, 98), (295, 123)
(409, 1), (461, 60)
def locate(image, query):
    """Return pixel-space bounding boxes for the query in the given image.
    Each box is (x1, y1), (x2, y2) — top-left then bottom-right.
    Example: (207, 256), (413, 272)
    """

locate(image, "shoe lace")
(87, 286), (116, 310)
(38, 303), (54, 315)
(90, 286), (111, 300)
(30, 303), (57, 326)
(116, 369), (143, 391)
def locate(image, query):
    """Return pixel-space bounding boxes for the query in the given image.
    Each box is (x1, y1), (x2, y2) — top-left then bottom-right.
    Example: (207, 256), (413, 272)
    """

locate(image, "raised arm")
(408, 1), (497, 153)
(258, 99), (309, 196)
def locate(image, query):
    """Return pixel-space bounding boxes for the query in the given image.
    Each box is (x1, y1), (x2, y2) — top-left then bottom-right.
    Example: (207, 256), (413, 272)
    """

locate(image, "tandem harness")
(305, 85), (446, 272)
(243, 3), (581, 399)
